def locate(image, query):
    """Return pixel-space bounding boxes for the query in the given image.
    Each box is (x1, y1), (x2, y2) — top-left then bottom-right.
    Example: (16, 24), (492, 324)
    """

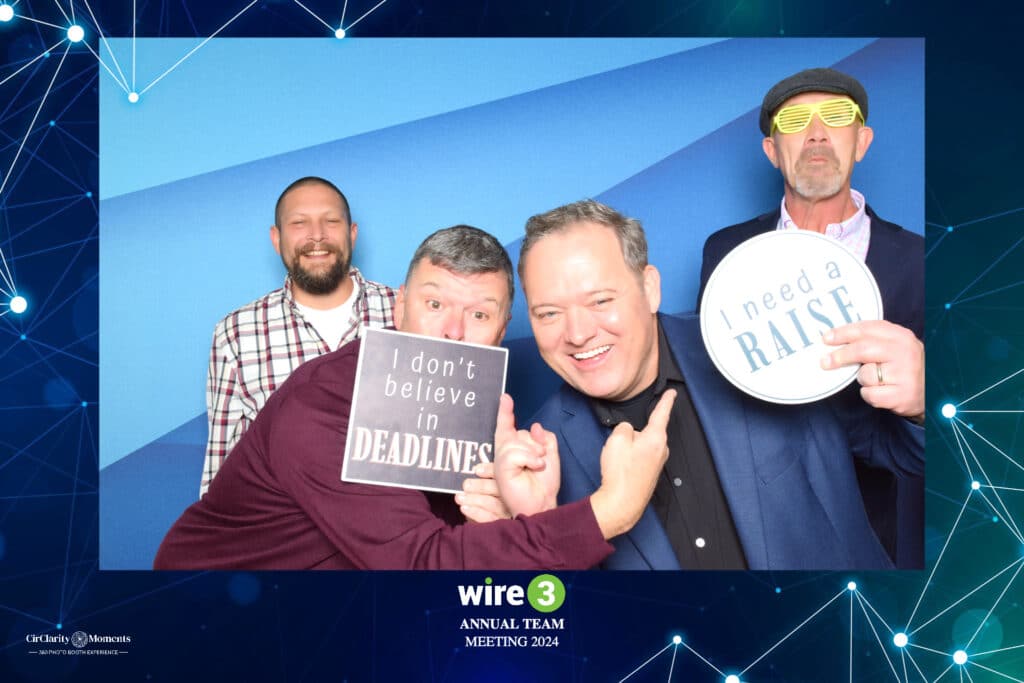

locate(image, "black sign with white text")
(341, 328), (509, 494)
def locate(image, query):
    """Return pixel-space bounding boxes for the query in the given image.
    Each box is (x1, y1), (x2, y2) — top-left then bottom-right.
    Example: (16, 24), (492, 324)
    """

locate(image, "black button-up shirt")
(590, 321), (748, 569)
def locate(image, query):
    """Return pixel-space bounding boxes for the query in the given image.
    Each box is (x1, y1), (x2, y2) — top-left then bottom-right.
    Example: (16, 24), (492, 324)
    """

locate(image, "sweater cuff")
(524, 497), (614, 569)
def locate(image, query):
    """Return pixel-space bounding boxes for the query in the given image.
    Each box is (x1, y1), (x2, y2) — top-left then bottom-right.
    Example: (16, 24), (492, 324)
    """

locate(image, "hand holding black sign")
(491, 394), (561, 518)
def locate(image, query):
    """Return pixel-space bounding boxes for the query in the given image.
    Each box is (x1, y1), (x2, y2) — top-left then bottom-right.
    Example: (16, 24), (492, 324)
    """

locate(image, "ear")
(642, 264), (661, 314)
(270, 225), (282, 255)
(393, 285), (405, 331)
(854, 125), (874, 162)
(349, 221), (359, 246)
(762, 136), (780, 168)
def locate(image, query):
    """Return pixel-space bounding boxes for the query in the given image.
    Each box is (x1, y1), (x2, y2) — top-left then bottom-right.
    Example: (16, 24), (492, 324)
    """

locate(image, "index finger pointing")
(644, 389), (677, 435)
(494, 393), (517, 442)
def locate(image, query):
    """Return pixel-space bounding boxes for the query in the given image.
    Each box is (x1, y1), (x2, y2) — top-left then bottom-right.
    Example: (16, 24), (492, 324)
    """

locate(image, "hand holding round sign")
(700, 231), (883, 404)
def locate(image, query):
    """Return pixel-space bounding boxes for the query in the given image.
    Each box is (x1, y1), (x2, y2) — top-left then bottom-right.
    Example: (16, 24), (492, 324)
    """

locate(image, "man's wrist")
(589, 489), (629, 540)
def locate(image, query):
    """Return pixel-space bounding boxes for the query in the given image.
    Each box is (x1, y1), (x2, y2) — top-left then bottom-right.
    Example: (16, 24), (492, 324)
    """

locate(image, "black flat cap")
(759, 67), (868, 136)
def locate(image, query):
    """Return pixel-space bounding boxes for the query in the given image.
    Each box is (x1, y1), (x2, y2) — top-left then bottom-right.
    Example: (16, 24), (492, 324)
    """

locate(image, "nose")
(441, 311), (465, 341)
(805, 113), (830, 142)
(308, 218), (328, 242)
(564, 307), (595, 347)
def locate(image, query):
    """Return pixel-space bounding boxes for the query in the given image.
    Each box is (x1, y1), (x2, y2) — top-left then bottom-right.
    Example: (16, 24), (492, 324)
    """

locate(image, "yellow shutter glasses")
(771, 98), (864, 135)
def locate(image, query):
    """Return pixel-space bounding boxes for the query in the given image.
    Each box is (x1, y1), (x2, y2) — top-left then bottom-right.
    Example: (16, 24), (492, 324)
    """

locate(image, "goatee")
(287, 245), (351, 295)
(793, 145), (843, 200)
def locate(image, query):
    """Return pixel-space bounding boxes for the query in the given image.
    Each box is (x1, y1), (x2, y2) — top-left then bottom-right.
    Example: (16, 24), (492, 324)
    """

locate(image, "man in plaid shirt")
(202, 176), (396, 496)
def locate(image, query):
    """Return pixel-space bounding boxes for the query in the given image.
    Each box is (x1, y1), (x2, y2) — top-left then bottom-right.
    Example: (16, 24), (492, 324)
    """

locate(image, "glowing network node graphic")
(0, 4), (12, 22)
(672, 635), (682, 644)
(67, 24), (84, 43)
(892, 632), (908, 648)
(972, 480), (981, 490)
(725, 675), (741, 683)
(941, 403), (957, 418)
(335, 28), (347, 39)
(847, 581), (857, 591)
(9, 295), (26, 314)
(953, 650), (968, 665)
(128, 92), (140, 103)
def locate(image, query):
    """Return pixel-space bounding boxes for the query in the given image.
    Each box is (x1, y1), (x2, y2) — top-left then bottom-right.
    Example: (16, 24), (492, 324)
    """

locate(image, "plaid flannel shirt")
(202, 267), (395, 496)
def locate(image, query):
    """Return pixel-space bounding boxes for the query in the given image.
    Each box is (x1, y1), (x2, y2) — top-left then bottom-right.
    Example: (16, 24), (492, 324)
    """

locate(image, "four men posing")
(165, 66), (925, 571)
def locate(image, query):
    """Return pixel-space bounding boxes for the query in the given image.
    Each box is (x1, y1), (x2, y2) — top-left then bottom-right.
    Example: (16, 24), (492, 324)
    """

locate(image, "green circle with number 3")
(527, 574), (566, 613)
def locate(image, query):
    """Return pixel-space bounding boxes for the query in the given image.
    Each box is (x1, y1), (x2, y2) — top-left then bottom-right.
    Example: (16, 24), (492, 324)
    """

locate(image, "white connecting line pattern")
(618, 370), (1024, 681)
(0, 0), (391, 313)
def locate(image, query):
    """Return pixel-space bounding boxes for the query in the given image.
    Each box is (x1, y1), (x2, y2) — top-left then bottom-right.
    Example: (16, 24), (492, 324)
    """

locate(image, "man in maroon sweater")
(155, 226), (674, 570)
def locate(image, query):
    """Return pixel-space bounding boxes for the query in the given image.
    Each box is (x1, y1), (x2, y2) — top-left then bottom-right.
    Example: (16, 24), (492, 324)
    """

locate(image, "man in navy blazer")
(516, 199), (924, 570)
(696, 68), (925, 568)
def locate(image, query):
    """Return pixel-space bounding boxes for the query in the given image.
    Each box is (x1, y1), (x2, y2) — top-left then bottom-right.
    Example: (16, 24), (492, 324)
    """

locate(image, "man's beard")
(285, 244), (351, 296)
(792, 145), (844, 200)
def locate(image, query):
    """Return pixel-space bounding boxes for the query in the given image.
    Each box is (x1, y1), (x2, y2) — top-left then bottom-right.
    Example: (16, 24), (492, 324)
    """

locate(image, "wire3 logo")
(457, 574), (566, 613)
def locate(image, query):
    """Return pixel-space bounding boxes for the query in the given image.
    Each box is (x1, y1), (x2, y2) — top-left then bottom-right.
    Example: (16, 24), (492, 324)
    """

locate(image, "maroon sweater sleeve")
(268, 343), (614, 570)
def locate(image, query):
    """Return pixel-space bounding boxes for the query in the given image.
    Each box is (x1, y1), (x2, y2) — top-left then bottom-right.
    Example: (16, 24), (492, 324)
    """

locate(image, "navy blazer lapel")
(554, 392), (602, 494)
(555, 388), (678, 570)
(864, 206), (897, 307)
(660, 314), (770, 568)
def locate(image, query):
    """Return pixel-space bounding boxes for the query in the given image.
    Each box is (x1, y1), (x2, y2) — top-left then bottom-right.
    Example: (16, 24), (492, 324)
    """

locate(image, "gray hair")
(405, 225), (514, 309)
(519, 199), (648, 280)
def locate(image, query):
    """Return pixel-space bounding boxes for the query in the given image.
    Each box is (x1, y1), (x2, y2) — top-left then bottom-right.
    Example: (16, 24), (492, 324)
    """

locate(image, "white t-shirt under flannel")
(202, 267), (395, 496)
(295, 277), (359, 351)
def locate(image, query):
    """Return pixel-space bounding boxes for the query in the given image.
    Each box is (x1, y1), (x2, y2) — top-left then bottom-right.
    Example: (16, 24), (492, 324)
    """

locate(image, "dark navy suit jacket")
(696, 205), (923, 339)
(543, 314), (924, 570)
(695, 205), (925, 568)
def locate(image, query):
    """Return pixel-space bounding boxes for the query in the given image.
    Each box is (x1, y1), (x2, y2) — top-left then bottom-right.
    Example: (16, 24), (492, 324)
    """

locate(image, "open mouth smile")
(572, 345), (611, 361)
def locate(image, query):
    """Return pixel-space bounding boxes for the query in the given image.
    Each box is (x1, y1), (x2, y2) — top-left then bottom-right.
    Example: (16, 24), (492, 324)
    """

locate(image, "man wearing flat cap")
(696, 67), (925, 568)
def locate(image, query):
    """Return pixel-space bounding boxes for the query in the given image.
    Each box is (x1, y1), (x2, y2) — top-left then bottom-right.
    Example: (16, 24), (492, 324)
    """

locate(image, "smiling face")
(521, 222), (661, 402)
(394, 257), (510, 347)
(762, 92), (873, 202)
(271, 181), (357, 300)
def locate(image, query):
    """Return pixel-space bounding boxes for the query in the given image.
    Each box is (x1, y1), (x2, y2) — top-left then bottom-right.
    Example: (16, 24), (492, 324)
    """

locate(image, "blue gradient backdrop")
(99, 37), (923, 569)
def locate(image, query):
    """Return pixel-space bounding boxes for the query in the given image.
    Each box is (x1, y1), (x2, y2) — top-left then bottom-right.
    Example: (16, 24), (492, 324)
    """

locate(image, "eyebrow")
(284, 208), (343, 218)
(416, 282), (501, 307)
(529, 288), (618, 310)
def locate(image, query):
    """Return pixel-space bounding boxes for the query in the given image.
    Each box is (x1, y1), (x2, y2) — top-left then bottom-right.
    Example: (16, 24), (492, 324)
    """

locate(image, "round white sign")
(699, 231), (883, 404)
